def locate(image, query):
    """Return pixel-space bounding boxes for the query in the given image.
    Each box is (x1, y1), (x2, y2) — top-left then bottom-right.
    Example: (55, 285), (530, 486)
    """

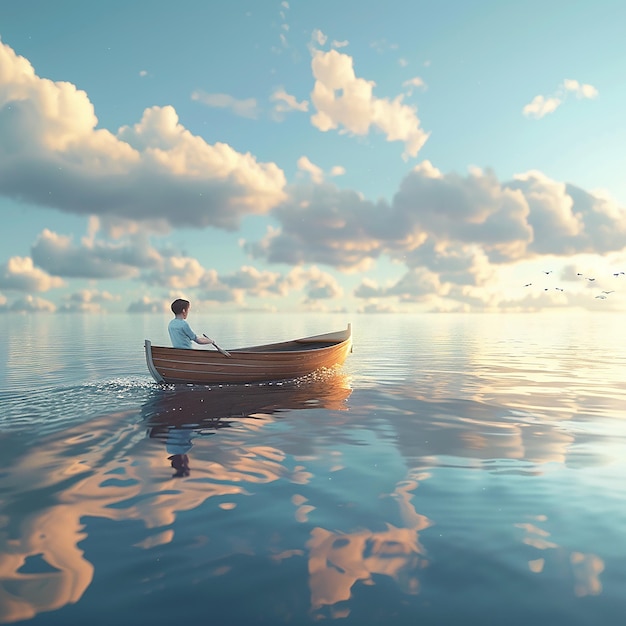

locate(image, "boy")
(168, 298), (214, 349)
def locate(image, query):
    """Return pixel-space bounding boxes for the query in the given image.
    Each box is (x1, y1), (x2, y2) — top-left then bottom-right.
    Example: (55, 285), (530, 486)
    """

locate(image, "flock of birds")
(524, 270), (625, 299)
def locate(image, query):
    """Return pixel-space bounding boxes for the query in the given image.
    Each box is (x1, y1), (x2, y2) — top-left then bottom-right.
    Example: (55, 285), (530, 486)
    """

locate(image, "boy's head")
(168, 454), (190, 477)
(171, 298), (190, 316)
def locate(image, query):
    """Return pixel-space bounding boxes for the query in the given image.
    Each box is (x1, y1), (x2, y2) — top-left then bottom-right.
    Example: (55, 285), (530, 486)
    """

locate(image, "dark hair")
(171, 298), (189, 315)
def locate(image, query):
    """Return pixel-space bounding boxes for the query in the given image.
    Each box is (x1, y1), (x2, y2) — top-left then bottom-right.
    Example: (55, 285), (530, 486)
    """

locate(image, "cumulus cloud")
(281, 266), (344, 302)
(311, 29), (328, 47)
(191, 91), (259, 119)
(402, 77), (427, 95)
(355, 268), (445, 303)
(523, 78), (598, 119)
(127, 296), (170, 313)
(245, 164), (626, 278)
(244, 184), (387, 270)
(357, 301), (401, 314)
(508, 172), (626, 255)
(297, 156), (345, 183)
(522, 95), (562, 119)
(7, 294), (56, 313)
(140, 253), (346, 306)
(0, 40), (286, 229)
(397, 240), (496, 287)
(297, 156), (324, 183)
(0, 256), (65, 291)
(143, 255), (206, 289)
(562, 79), (599, 99)
(220, 265), (283, 295)
(309, 49), (429, 158)
(270, 88), (309, 116)
(57, 289), (119, 313)
(31, 228), (160, 279)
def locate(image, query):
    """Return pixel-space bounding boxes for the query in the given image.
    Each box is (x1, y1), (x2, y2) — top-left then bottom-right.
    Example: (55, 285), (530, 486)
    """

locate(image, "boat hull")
(145, 325), (352, 385)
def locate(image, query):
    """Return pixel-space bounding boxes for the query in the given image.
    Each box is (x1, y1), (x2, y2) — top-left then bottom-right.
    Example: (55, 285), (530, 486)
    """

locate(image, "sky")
(1, 0), (626, 315)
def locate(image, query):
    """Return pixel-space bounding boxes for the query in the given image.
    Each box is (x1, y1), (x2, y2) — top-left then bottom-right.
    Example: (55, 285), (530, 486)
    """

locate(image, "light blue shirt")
(166, 428), (193, 455)
(168, 318), (196, 349)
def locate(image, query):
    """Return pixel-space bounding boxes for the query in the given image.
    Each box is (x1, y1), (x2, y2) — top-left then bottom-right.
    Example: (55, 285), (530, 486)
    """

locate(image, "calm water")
(0, 312), (625, 625)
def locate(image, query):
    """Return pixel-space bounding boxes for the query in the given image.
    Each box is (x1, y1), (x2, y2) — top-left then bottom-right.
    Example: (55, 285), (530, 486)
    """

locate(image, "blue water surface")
(0, 312), (625, 625)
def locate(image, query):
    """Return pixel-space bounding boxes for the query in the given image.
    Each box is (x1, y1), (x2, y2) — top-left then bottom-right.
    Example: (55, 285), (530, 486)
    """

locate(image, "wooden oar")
(203, 334), (231, 357)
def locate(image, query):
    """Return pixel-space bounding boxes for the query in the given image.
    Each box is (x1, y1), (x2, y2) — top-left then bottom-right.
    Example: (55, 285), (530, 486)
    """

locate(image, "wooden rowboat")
(145, 324), (352, 385)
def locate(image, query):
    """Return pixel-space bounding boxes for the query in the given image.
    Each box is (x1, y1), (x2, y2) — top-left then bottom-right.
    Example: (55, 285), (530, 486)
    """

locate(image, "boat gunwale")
(148, 324), (351, 356)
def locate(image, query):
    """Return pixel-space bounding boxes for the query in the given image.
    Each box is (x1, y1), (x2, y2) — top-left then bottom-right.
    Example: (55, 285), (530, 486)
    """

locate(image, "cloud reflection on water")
(0, 374), (351, 623)
(0, 368), (610, 623)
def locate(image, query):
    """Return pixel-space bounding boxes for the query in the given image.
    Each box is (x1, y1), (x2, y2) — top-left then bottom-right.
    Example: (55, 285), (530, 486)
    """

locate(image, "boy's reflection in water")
(147, 408), (229, 478)
(168, 452), (190, 477)
(165, 426), (193, 478)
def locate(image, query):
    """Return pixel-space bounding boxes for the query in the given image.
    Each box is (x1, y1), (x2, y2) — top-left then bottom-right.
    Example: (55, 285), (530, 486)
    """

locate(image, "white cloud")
(402, 77), (427, 95)
(563, 79), (598, 99)
(355, 267), (445, 303)
(0, 256), (65, 292)
(272, 265), (345, 305)
(190, 91), (258, 119)
(311, 29), (327, 47)
(31, 228), (160, 279)
(369, 39), (399, 54)
(221, 266), (284, 297)
(297, 156), (324, 183)
(57, 289), (119, 313)
(139, 253), (348, 306)
(296, 156), (345, 183)
(0, 40), (286, 229)
(144, 255), (206, 289)
(245, 167), (626, 274)
(8, 294), (56, 313)
(523, 78), (598, 119)
(522, 95), (562, 119)
(127, 296), (170, 313)
(357, 301), (401, 314)
(270, 88), (309, 116)
(309, 50), (429, 158)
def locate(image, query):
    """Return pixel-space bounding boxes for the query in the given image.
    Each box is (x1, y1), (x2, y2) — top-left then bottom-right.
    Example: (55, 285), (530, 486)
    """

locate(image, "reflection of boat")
(142, 372), (353, 433)
(145, 324), (352, 384)
(143, 373), (352, 476)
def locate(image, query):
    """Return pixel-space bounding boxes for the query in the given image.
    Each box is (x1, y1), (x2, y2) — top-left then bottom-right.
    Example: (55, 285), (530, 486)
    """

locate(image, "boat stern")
(144, 340), (165, 383)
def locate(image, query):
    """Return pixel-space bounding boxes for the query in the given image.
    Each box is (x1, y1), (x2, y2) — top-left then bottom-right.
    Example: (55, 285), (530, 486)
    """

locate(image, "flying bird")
(587, 278), (596, 281)
(543, 271), (553, 275)
(601, 290), (614, 294)
(595, 295), (607, 299)
(524, 283), (532, 287)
